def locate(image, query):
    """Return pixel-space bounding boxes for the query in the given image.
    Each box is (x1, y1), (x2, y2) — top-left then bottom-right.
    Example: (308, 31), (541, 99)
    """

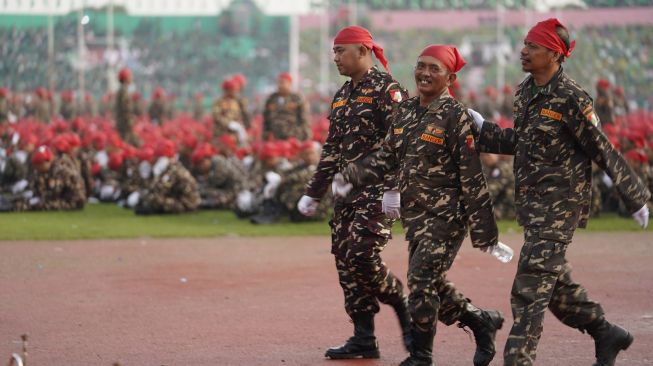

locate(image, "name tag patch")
(356, 96), (374, 104)
(540, 108), (562, 121)
(420, 134), (444, 145)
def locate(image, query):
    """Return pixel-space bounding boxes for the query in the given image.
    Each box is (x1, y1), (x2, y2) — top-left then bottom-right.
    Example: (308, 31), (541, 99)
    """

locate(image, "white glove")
(100, 185), (115, 200)
(228, 121), (248, 144)
(601, 173), (613, 189)
(28, 197), (41, 206)
(22, 190), (33, 199)
(95, 150), (109, 168)
(11, 179), (28, 194)
(126, 191), (140, 208)
(297, 195), (319, 217)
(467, 108), (485, 130)
(263, 171), (282, 199)
(237, 190), (255, 212)
(138, 161), (152, 179)
(331, 173), (353, 198)
(382, 190), (401, 219)
(632, 205), (649, 229)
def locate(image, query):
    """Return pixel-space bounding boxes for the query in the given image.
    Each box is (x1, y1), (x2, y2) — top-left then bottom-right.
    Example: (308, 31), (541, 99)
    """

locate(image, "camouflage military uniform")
(212, 96), (249, 132)
(343, 93), (498, 331)
(115, 85), (135, 144)
(149, 99), (166, 124)
(279, 162), (330, 221)
(262, 92), (311, 141)
(594, 91), (614, 125)
(194, 155), (245, 209)
(60, 101), (76, 121)
(0, 96), (9, 124)
(477, 68), (651, 365)
(305, 66), (408, 316)
(14, 156), (86, 211)
(482, 158), (516, 220)
(136, 160), (201, 214)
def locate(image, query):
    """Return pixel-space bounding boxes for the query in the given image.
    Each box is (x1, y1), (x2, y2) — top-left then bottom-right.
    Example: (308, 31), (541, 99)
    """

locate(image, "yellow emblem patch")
(540, 108), (562, 121)
(425, 126), (445, 135)
(356, 96), (374, 104)
(332, 100), (346, 109)
(420, 134), (444, 145)
(393, 128), (404, 134)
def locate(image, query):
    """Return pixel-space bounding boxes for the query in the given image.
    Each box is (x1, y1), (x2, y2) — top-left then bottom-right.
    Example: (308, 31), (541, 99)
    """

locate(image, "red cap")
(0, 87), (8, 98)
(597, 79), (610, 90)
(118, 68), (132, 83)
(525, 18), (575, 58)
(50, 135), (72, 154)
(624, 149), (647, 163)
(155, 139), (176, 158)
(485, 85), (497, 97)
(136, 146), (155, 162)
(108, 151), (124, 171)
(131, 91), (142, 101)
(233, 73), (247, 90)
(153, 87), (165, 100)
(258, 142), (281, 160)
(278, 72), (293, 83)
(60, 90), (74, 102)
(419, 44), (466, 73)
(222, 78), (238, 91)
(334, 26), (389, 72)
(217, 134), (237, 153)
(31, 145), (54, 165)
(191, 143), (216, 165)
(502, 85), (513, 94)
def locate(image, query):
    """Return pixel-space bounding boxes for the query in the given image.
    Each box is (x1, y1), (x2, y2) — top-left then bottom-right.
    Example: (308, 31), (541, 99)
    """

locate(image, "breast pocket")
(528, 121), (567, 163)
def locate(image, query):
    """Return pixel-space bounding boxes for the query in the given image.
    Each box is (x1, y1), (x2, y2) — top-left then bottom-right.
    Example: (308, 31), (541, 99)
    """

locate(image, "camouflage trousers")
(330, 202), (405, 316)
(504, 227), (604, 366)
(407, 227), (471, 332)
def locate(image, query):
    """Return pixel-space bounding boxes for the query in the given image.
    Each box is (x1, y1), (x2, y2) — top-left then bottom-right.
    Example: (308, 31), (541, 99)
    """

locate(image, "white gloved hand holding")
(331, 173), (353, 198)
(236, 190), (254, 212)
(297, 195), (319, 217)
(632, 204), (649, 229)
(601, 173), (613, 189)
(228, 121), (248, 144)
(382, 190), (401, 219)
(28, 197), (41, 206)
(126, 191), (140, 208)
(11, 179), (28, 194)
(263, 171), (282, 199)
(467, 108), (485, 131)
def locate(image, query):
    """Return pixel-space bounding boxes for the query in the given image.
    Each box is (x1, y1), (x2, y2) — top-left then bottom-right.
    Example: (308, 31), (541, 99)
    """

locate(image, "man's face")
(414, 56), (453, 98)
(520, 41), (557, 73)
(333, 44), (363, 77)
(35, 160), (52, 174)
(278, 79), (292, 95)
(198, 158), (212, 174)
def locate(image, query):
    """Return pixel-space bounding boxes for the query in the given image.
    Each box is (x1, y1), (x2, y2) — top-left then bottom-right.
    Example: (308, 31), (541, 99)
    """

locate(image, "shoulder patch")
(393, 127), (404, 134)
(582, 105), (600, 127)
(332, 100), (346, 109)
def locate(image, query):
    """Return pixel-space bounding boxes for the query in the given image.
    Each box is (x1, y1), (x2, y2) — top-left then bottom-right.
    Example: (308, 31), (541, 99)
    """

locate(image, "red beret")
(222, 79), (238, 91)
(485, 86), (497, 96)
(0, 87), (8, 98)
(233, 73), (247, 89)
(597, 79), (610, 90)
(31, 145), (54, 165)
(191, 143), (216, 165)
(136, 146), (155, 162)
(118, 68), (132, 83)
(153, 87), (165, 100)
(51, 135), (72, 154)
(259, 142), (281, 160)
(502, 85), (513, 94)
(108, 151), (124, 171)
(278, 72), (293, 83)
(155, 139), (176, 158)
(217, 134), (237, 152)
(419, 44), (466, 73)
(61, 90), (74, 102)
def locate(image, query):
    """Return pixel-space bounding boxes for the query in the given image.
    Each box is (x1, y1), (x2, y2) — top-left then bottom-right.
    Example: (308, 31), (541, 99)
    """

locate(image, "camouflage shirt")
(262, 92), (311, 141)
(478, 68), (650, 235)
(305, 66), (408, 205)
(343, 94), (498, 247)
(194, 155), (245, 209)
(139, 161), (201, 213)
(115, 85), (133, 140)
(15, 156), (86, 211)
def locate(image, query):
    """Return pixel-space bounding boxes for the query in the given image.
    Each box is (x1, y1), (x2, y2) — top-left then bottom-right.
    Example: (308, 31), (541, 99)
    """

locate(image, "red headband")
(334, 26), (389, 73)
(525, 18), (575, 58)
(419, 44), (466, 73)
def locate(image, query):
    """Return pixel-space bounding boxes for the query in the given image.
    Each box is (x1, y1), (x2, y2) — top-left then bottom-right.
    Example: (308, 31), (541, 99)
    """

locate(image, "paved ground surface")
(1, 232), (652, 365)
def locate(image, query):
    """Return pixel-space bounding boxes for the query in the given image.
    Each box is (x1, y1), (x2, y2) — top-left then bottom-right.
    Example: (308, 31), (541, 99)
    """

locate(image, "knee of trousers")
(409, 289), (440, 327)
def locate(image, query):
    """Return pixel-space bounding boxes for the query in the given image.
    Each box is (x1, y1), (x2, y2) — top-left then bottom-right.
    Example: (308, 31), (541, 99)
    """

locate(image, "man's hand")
(467, 108), (485, 131)
(632, 205), (649, 229)
(331, 173), (353, 198)
(297, 195), (319, 217)
(382, 190), (401, 219)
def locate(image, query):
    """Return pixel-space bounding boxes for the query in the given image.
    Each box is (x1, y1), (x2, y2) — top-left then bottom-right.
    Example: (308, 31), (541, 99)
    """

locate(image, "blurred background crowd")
(1, 0), (652, 223)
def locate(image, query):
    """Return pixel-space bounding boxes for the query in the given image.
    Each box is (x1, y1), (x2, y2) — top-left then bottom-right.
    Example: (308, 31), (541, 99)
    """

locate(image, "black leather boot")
(458, 304), (504, 366)
(398, 326), (435, 366)
(325, 313), (380, 359)
(392, 297), (413, 352)
(586, 318), (634, 366)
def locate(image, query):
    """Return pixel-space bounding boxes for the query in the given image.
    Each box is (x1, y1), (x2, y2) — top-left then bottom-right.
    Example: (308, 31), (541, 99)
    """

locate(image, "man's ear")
(358, 44), (369, 58)
(448, 73), (457, 87)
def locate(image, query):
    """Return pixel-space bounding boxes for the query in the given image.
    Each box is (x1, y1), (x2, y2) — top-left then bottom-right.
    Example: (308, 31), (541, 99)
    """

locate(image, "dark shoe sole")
(473, 311), (505, 366)
(325, 349), (380, 359)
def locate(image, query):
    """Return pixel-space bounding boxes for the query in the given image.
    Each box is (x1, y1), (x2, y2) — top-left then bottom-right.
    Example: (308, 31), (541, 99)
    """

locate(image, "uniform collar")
(523, 66), (565, 97)
(424, 90), (453, 112)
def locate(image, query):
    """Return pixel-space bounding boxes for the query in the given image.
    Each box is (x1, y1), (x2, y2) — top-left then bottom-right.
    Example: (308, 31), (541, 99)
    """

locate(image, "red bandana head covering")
(334, 26), (389, 73)
(278, 72), (293, 83)
(525, 18), (575, 58)
(418, 45), (467, 73)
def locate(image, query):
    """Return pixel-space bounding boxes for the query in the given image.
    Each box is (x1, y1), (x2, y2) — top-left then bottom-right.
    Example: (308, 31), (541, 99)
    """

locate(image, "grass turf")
(0, 203), (645, 241)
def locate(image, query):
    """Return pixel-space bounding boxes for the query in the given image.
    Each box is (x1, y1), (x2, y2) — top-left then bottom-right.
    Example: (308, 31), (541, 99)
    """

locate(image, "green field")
(0, 204), (645, 241)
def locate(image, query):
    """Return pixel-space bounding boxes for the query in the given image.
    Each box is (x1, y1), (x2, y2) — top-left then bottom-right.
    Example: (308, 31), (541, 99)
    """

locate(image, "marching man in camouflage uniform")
(115, 68), (136, 145)
(297, 25), (412, 360)
(468, 18), (650, 366)
(335, 44), (505, 366)
(262, 72), (311, 141)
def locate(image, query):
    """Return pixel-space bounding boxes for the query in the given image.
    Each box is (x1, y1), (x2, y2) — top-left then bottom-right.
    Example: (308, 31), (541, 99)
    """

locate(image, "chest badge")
(540, 108), (562, 121)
